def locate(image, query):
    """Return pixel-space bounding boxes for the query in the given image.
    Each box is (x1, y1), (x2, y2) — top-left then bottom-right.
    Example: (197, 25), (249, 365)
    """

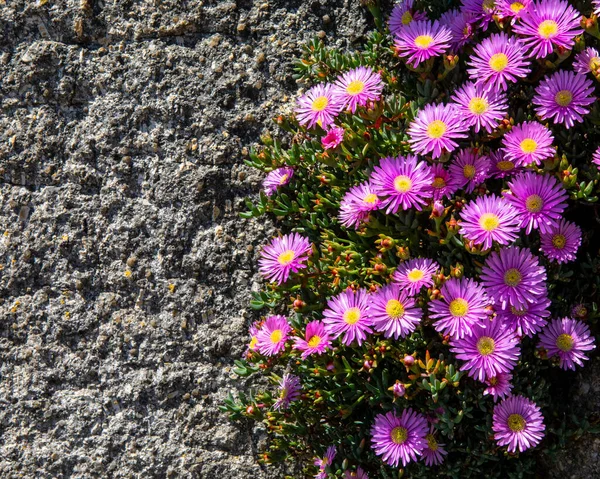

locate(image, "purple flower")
(595, 0), (600, 15)
(392, 258), (438, 296)
(483, 372), (514, 402)
(339, 181), (381, 229)
(512, 0), (583, 59)
(504, 171), (568, 234)
(594, 147), (600, 171)
(467, 33), (530, 92)
(368, 283), (422, 340)
(501, 121), (555, 166)
(322, 288), (372, 346)
(394, 20), (452, 67)
(293, 321), (332, 360)
(429, 277), (490, 339)
(461, 0), (497, 29)
(344, 467), (369, 479)
(448, 148), (492, 193)
(421, 427), (448, 466)
(539, 218), (582, 263)
(496, 293), (550, 337)
(408, 104), (468, 159)
(322, 126), (345, 149)
(574, 47), (600, 75)
(481, 246), (547, 309)
(493, 396), (545, 452)
(459, 194), (520, 250)
(263, 167), (294, 197)
(314, 445), (336, 478)
(452, 81), (509, 133)
(533, 70), (595, 128)
(389, 0), (427, 37)
(296, 83), (343, 129)
(333, 66), (384, 113)
(439, 9), (477, 51)
(489, 149), (522, 178)
(538, 318), (596, 370)
(370, 155), (433, 214)
(258, 233), (312, 285)
(273, 373), (301, 410)
(256, 315), (292, 356)
(246, 321), (262, 355)
(371, 409), (428, 467)
(497, 0), (532, 20)
(430, 163), (461, 200)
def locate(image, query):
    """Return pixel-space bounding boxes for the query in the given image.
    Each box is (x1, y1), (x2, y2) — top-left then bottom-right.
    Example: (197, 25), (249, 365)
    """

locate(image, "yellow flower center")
(520, 138), (538, 154)
(556, 333), (574, 352)
(552, 234), (566, 249)
(407, 269), (425, 282)
(538, 19), (558, 39)
(510, 305), (527, 316)
(508, 414), (527, 432)
(277, 249), (296, 265)
(479, 213), (500, 232)
(279, 173), (289, 185)
(554, 89), (573, 107)
(489, 53), (509, 72)
(489, 376), (498, 385)
(463, 164), (476, 179)
(394, 175), (413, 193)
(363, 193), (378, 204)
(449, 298), (469, 317)
(391, 426), (408, 444)
(504, 268), (522, 287)
(426, 434), (438, 451)
(469, 97), (489, 115)
(477, 336), (496, 356)
(414, 35), (434, 49)
(497, 160), (515, 171)
(308, 335), (322, 348)
(510, 1), (525, 13)
(590, 57), (600, 71)
(483, 0), (496, 10)
(525, 194), (543, 213)
(249, 336), (258, 350)
(270, 329), (283, 344)
(427, 120), (447, 139)
(312, 96), (329, 112)
(385, 299), (405, 319)
(346, 80), (365, 95)
(432, 176), (446, 188)
(401, 10), (413, 25)
(343, 307), (361, 325)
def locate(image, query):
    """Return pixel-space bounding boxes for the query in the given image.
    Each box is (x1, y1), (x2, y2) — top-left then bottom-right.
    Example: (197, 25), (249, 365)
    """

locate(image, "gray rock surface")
(0, 1), (369, 477)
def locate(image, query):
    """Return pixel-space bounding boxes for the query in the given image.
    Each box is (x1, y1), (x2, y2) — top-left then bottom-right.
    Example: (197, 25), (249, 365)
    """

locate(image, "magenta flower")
(481, 246), (547, 309)
(489, 150), (522, 178)
(408, 104), (468, 158)
(322, 126), (345, 149)
(539, 218), (582, 264)
(295, 83), (343, 129)
(461, 0), (497, 29)
(512, 0), (583, 59)
(452, 81), (509, 133)
(246, 321), (262, 355)
(493, 396), (545, 452)
(392, 258), (439, 296)
(538, 318), (596, 370)
(263, 167), (294, 197)
(430, 277), (490, 339)
(595, 0), (600, 15)
(533, 70), (595, 128)
(339, 181), (381, 229)
(421, 427), (448, 466)
(389, 0), (427, 36)
(467, 33), (530, 92)
(344, 467), (369, 479)
(459, 194), (520, 250)
(273, 373), (301, 410)
(448, 148), (492, 193)
(258, 233), (312, 285)
(504, 171), (568, 234)
(314, 446), (336, 479)
(496, 293), (550, 337)
(370, 155), (433, 214)
(483, 372), (514, 402)
(501, 121), (555, 166)
(430, 163), (461, 200)
(371, 409), (428, 467)
(333, 66), (384, 113)
(256, 315), (292, 356)
(394, 20), (452, 67)
(439, 9), (476, 51)
(322, 288), (372, 346)
(368, 283), (422, 340)
(594, 147), (600, 171)
(497, 0), (532, 20)
(293, 321), (332, 360)
(573, 47), (600, 75)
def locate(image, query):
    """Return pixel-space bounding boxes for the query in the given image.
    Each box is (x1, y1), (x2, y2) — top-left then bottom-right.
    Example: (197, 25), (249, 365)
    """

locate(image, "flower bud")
(403, 355), (414, 367)
(392, 382), (406, 397)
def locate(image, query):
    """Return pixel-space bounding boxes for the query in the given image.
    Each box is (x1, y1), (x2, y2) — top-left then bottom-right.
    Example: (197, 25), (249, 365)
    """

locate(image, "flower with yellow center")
(538, 19), (558, 39)
(449, 298), (469, 317)
(496, 160), (514, 171)
(510, 1), (525, 13)
(307, 335), (322, 348)
(414, 35), (433, 49)
(386, 299), (405, 319)
(479, 213), (500, 232)
(407, 269), (425, 282)
(489, 53), (509, 72)
(554, 89), (573, 107)
(311, 96), (329, 112)
(363, 193), (378, 205)
(551, 234), (566, 249)
(426, 434), (438, 451)
(468, 97), (489, 115)
(463, 164), (476, 179)
(343, 307), (361, 325)
(504, 268), (522, 287)
(346, 80), (365, 95)
(279, 173), (289, 185)
(270, 329), (283, 344)
(401, 10), (413, 25)
(394, 175), (413, 193)
(525, 194), (543, 213)
(507, 413), (527, 432)
(249, 336), (258, 350)
(477, 336), (496, 356)
(277, 249), (296, 265)
(426, 120), (447, 139)
(391, 426), (408, 444)
(556, 333), (574, 352)
(520, 138), (537, 154)
(432, 176), (446, 188)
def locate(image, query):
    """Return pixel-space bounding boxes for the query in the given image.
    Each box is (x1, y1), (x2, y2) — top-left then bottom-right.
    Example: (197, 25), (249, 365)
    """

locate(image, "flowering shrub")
(222, 1), (600, 477)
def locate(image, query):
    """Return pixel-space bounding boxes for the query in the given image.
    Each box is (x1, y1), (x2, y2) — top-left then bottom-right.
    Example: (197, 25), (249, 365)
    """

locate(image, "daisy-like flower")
(421, 427), (448, 466)
(394, 20), (452, 67)
(322, 288), (372, 346)
(370, 155), (433, 214)
(538, 318), (596, 370)
(504, 171), (568, 234)
(540, 218), (582, 263)
(322, 126), (345, 149)
(573, 47), (600, 75)
(430, 163), (461, 200)
(256, 315), (292, 356)
(532, 70), (595, 128)
(459, 194), (520, 250)
(245, 321), (262, 356)
(371, 409), (428, 467)
(389, 0), (427, 37)
(293, 321), (332, 360)
(392, 258), (438, 296)
(452, 82), (509, 133)
(314, 446), (336, 479)
(572, 304), (589, 320)
(489, 150), (522, 178)
(273, 373), (301, 410)
(448, 148), (492, 193)
(461, 0), (498, 29)
(295, 83), (343, 129)
(258, 233), (312, 285)
(339, 181), (381, 229)
(430, 277), (490, 339)
(451, 319), (520, 381)
(263, 167), (294, 197)
(493, 396), (545, 452)
(368, 283), (422, 340)
(481, 246), (547, 309)
(344, 467), (369, 479)
(407, 104), (468, 158)
(594, 147), (600, 171)
(496, 293), (551, 337)
(439, 9), (476, 51)
(483, 372), (513, 401)
(497, 0), (532, 20)
(467, 33), (530, 92)
(512, 0), (583, 59)
(501, 121), (555, 166)
(333, 67), (384, 113)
